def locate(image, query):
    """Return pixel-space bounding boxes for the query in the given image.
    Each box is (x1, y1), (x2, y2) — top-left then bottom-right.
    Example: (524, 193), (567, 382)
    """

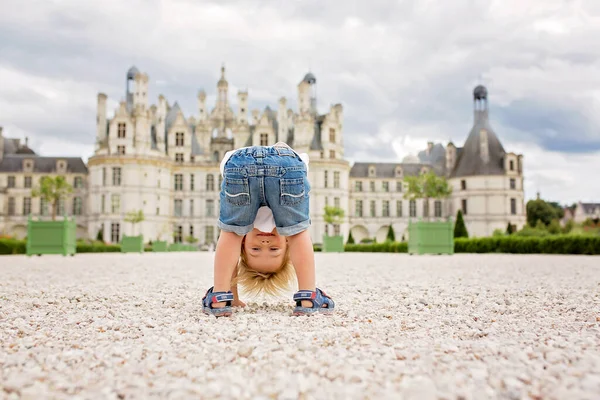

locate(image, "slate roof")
(418, 143), (446, 167)
(349, 162), (439, 178)
(450, 109), (506, 178)
(191, 132), (203, 156)
(581, 203), (600, 215)
(0, 155), (87, 173)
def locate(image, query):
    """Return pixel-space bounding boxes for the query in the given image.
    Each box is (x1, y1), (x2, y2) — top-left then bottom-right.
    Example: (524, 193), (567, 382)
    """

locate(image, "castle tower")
(237, 90), (248, 125)
(298, 72), (317, 115)
(217, 66), (229, 115)
(198, 90), (207, 121)
(126, 66), (139, 112)
(96, 93), (107, 148)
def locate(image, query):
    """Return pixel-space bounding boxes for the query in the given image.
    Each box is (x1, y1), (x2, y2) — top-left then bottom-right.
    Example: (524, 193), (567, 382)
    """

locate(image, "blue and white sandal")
(202, 287), (234, 317)
(292, 288), (335, 316)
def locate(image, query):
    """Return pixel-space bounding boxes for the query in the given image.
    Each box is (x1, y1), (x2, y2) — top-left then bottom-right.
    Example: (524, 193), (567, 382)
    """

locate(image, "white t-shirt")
(220, 143), (310, 233)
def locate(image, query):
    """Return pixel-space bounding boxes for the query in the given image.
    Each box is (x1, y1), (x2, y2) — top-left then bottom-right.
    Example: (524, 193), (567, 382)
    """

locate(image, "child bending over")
(202, 142), (335, 317)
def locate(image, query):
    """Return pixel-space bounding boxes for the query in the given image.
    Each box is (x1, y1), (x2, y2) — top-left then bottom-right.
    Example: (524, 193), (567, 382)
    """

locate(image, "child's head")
(234, 228), (295, 296)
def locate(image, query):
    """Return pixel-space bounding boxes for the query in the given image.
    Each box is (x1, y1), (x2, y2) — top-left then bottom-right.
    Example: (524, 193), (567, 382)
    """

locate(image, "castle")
(0, 67), (526, 243)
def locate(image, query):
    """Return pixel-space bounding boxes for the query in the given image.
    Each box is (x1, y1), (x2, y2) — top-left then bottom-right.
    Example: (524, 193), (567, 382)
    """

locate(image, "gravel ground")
(1, 252), (599, 399)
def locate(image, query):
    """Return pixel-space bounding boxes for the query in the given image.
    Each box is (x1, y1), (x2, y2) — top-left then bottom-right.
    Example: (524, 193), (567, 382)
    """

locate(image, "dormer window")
(368, 166), (376, 178)
(395, 166), (403, 178)
(23, 159), (34, 172)
(56, 160), (67, 173)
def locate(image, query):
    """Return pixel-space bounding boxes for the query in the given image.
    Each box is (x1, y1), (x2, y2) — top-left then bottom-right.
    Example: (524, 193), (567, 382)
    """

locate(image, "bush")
(76, 243), (121, 253)
(386, 225), (395, 242)
(343, 236), (600, 255)
(345, 242), (408, 253)
(454, 210), (468, 238)
(0, 239), (26, 255)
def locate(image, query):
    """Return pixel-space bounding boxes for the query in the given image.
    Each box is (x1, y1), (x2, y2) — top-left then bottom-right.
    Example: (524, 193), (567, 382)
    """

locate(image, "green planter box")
(408, 220), (454, 255)
(152, 241), (168, 252)
(322, 235), (344, 252)
(26, 216), (76, 256)
(121, 235), (144, 253)
(168, 243), (197, 252)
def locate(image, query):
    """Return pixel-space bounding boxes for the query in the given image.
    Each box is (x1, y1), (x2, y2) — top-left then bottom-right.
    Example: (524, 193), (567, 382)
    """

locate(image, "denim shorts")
(217, 145), (311, 236)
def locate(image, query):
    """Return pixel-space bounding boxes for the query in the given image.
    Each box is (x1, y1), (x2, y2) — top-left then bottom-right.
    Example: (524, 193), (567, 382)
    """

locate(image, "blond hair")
(233, 245), (296, 297)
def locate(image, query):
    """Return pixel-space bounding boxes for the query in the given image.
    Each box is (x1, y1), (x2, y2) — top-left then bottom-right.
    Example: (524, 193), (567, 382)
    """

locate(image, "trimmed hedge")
(454, 236), (600, 255)
(0, 239), (27, 255)
(344, 236), (600, 255)
(0, 239), (121, 255)
(345, 242), (408, 253)
(76, 243), (121, 253)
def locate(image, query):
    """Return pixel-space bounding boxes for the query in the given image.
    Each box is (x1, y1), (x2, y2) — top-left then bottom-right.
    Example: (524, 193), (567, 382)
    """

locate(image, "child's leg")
(212, 231), (244, 308)
(287, 230), (316, 308)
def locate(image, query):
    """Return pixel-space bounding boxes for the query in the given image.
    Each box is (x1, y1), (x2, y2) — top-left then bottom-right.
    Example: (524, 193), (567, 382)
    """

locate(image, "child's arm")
(212, 231), (244, 308)
(231, 267), (246, 307)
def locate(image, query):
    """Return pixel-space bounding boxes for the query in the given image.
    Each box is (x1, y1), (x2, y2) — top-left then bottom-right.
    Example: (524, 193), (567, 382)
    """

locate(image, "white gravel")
(1, 252), (599, 399)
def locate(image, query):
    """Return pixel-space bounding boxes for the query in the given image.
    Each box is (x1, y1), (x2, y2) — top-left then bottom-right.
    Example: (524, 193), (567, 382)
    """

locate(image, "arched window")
(206, 174), (214, 191)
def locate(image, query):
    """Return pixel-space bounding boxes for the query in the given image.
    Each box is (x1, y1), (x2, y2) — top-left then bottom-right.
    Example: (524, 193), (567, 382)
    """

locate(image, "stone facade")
(0, 70), (525, 241)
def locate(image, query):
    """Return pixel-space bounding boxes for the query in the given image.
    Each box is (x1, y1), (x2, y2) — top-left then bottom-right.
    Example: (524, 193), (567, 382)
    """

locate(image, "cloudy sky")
(1, 0), (599, 204)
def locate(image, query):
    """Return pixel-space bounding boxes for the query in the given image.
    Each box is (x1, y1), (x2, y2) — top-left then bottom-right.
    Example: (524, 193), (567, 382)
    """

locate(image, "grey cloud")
(1, 0), (600, 163)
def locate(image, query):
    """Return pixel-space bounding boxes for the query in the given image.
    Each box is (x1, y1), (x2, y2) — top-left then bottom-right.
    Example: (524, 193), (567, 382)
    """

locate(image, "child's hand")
(232, 299), (246, 308)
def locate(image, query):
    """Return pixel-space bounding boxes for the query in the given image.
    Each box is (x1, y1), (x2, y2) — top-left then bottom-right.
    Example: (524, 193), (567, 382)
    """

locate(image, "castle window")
(396, 200), (403, 217)
(320, 151), (324, 159)
(190, 174), (195, 190)
(174, 199), (183, 217)
(329, 150), (335, 159)
(74, 177), (83, 189)
(382, 181), (389, 192)
(110, 223), (120, 243)
(370, 181), (375, 192)
(370, 200), (376, 217)
(8, 197), (15, 216)
(368, 167), (376, 177)
(23, 197), (31, 215)
(409, 200), (416, 217)
(260, 133), (268, 146)
(102, 168), (107, 186)
(174, 225), (183, 243)
(190, 155), (195, 163)
(24, 176), (32, 189)
(175, 153), (184, 163)
(382, 200), (390, 217)
(355, 181), (362, 192)
(355, 200), (363, 217)
(334, 197), (340, 208)
(329, 128), (335, 142)
(117, 123), (126, 138)
(509, 160), (514, 171)
(510, 178), (516, 190)
(206, 200), (215, 216)
(117, 146), (126, 155)
(511, 198), (517, 215)
(462, 199), (468, 215)
(395, 167), (403, 178)
(112, 168), (122, 186)
(396, 181), (403, 192)
(73, 197), (83, 216)
(461, 180), (466, 190)
(334, 172), (340, 188)
(174, 174), (183, 191)
(206, 174), (215, 191)
(324, 171), (328, 188)
(176, 132), (185, 146)
(111, 194), (121, 213)
(189, 225), (194, 238)
(434, 201), (442, 217)
(213, 151), (219, 162)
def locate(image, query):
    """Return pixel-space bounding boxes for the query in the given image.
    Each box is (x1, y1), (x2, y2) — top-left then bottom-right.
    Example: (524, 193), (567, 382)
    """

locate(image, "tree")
(506, 222), (515, 235)
(185, 236), (199, 244)
(454, 210), (468, 238)
(124, 210), (145, 235)
(562, 219), (575, 234)
(96, 228), (104, 242)
(547, 219), (561, 235)
(323, 206), (345, 236)
(404, 171), (452, 220)
(31, 176), (73, 221)
(526, 199), (562, 227)
(386, 225), (395, 242)
(347, 230), (355, 244)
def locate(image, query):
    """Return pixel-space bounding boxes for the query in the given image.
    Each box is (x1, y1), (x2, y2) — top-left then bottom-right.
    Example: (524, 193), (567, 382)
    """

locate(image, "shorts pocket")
(224, 177), (250, 206)
(280, 177), (306, 206)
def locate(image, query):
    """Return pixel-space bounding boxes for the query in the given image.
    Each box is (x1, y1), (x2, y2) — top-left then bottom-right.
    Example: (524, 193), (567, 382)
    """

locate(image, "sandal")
(202, 287), (234, 317)
(292, 288), (335, 316)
